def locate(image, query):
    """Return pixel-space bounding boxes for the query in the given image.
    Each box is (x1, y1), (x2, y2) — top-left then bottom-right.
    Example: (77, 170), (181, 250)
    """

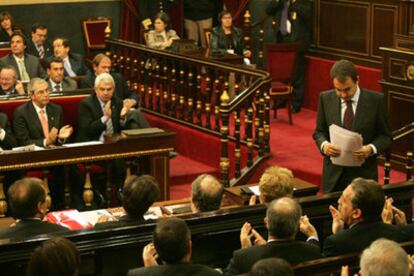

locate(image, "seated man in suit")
(26, 23), (52, 60)
(0, 111), (16, 150)
(13, 77), (73, 147)
(227, 197), (321, 275)
(79, 53), (139, 103)
(46, 57), (77, 92)
(323, 178), (405, 257)
(95, 174), (160, 228)
(0, 32), (46, 81)
(190, 174), (224, 213)
(0, 177), (68, 240)
(249, 166), (294, 205)
(127, 217), (221, 276)
(0, 66), (25, 95)
(51, 37), (90, 77)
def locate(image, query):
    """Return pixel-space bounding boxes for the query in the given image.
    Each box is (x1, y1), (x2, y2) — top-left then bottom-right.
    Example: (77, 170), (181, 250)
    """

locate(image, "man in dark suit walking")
(0, 177), (68, 240)
(46, 57), (77, 92)
(127, 217), (221, 276)
(51, 37), (90, 77)
(26, 23), (52, 60)
(266, 0), (312, 112)
(0, 33), (46, 81)
(313, 59), (391, 192)
(13, 78), (73, 147)
(226, 197), (321, 275)
(323, 178), (405, 256)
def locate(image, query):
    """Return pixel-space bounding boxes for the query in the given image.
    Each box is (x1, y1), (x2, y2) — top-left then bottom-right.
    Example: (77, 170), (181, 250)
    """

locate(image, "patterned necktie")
(106, 118), (114, 135)
(38, 45), (44, 59)
(64, 59), (76, 77)
(39, 109), (49, 138)
(280, 0), (289, 35)
(18, 59), (30, 81)
(54, 84), (61, 92)
(343, 100), (354, 130)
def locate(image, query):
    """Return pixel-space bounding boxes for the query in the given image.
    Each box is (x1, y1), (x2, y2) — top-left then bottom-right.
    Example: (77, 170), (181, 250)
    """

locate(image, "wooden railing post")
(243, 10), (252, 51)
(220, 89), (230, 187)
(407, 151), (413, 181)
(384, 151), (391, 185)
(0, 175), (7, 217)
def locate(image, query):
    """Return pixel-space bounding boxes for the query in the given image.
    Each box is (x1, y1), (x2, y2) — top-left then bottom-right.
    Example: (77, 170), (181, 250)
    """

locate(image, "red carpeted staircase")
(144, 108), (407, 200)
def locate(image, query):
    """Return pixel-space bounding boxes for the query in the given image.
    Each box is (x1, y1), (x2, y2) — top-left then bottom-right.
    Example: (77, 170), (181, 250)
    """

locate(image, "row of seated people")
(1, 167), (414, 275)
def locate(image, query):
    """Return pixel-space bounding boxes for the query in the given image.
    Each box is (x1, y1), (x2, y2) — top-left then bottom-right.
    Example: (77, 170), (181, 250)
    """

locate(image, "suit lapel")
(46, 104), (58, 129)
(329, 92), (342, 127)
(8, 55), (21, 80)
(353, 89), (367, 131)
(27, 101), (44, 136)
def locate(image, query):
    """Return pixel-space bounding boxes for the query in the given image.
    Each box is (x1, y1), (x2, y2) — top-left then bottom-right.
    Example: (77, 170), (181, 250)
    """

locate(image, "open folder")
(329, 124), (364, 167)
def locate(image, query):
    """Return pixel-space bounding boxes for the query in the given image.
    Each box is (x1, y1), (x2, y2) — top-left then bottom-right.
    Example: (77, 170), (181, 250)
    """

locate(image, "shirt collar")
(49, 79), (60, 88)
(32, 101), (46, 113)
(13, 54), (25, 62)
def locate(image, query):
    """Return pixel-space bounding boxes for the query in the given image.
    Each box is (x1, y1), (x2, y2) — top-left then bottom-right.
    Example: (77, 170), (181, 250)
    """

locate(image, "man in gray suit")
(0, 33), (45, 81)
(46, 57), (77, 92)
(313, 60), (391, 192)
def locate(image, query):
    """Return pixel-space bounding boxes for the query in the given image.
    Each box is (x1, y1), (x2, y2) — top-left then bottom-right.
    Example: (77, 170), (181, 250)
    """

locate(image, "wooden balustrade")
(383, 122), (414, 184)
(105, 39), (271, 187)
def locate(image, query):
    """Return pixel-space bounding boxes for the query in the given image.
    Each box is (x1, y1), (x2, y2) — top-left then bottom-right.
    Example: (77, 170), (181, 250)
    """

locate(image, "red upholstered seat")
(0, 47), (11, 58)
(266, 43), (299, 125)
(81, 17), (112, 63)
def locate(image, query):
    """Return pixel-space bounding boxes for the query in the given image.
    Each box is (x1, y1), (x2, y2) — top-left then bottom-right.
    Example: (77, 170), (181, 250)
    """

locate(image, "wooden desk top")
(225, 178), (320, 205)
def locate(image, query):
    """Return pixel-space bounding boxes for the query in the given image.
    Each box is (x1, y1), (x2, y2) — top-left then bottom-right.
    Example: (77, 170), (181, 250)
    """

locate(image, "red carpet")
(161, 108), (408, 200)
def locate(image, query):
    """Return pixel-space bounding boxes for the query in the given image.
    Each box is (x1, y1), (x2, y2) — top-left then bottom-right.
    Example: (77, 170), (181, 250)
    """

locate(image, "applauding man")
(13, 78), (73, 147)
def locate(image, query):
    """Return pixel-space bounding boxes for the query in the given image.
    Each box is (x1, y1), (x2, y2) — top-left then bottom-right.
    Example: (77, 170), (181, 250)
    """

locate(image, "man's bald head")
(191, 174), (224, 212)
(266, 197), (302, 239)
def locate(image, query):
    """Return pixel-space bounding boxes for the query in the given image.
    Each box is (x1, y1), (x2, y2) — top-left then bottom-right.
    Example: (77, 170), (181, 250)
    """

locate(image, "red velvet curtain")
(223, 0), (249, 27)
(120, 0), (140, 42)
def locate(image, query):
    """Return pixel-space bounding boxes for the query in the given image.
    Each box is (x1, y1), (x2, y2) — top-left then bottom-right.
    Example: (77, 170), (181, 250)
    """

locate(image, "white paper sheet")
(248, 185), (261, 196)
(329, 124), (364, 167)
(63, 141), (103, 147)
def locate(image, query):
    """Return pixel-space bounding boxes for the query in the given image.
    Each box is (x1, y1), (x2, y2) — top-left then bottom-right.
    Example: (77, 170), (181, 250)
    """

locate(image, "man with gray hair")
(77, 72), (134, 142)
(190, 174), (224, 213)
(226, 197), (321, 275)
(359, 238), (409, 276)
(14, 77), (73, 147)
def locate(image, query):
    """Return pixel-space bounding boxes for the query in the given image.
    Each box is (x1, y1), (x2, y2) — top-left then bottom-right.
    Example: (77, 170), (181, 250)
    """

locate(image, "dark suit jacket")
(226, 239), (321, 275)
(0, 29), (11, 43)
(127, 263), (221, 276)
(79, 72), (138, 102)
(210, 26), (246, 56)
(46, 77), (78, 92)
(0, 86), (20, 96)
(313, 88), (392, 192)
(65, 53), (90, 77)
(0, 112), (17, 149)
(322, 220), (405, 257)
(26, 39), (53, 59)
(0, 53), (46, 80)
(0, 218), (68, 241)
(266, 0), (312, 53)
(13, 101), (65, 146)
(76, 93), (123, 142)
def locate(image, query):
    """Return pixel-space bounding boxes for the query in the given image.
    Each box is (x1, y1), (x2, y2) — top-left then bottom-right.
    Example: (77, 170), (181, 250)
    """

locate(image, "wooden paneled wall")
(310, 0), (414, 68)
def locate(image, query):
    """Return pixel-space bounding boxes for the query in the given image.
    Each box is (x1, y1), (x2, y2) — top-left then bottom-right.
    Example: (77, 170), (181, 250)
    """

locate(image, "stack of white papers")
(329, 124), (363, 167)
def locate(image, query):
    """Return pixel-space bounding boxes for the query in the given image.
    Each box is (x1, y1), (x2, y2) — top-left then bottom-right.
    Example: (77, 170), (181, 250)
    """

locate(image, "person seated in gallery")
(0, 11), (15, 43)
(27, 237), (80, 276)
(226, 197), (321, 275)
(249, 166), (294, 205)
(0, 66), (25, 95)
(13, 78), (73, 147)
(50, 37), (90, 77)
(0, 178), (68, 241)
(127, 217), (221, 276)
(94, 175), (160, 228)
(249, 258), (294, 276)
(210, 10), (251, 58)
(0, 111), (16, 150)
(46, 57), (78, 92)
(190, 173), (224, 213)
(146, 12), (180, 50)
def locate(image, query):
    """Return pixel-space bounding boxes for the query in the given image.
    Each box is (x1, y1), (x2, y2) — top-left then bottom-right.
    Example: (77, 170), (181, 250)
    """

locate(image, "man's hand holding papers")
(328, 124), (364, 167)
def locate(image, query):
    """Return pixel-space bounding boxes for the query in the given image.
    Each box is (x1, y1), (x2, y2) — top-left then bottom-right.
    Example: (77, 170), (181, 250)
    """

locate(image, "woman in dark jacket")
(0, 11), (15, 43)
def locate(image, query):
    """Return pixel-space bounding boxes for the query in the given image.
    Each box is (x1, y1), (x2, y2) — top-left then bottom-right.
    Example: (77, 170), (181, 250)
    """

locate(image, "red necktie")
(39, 109), (49, 138)
(343, 100), (354, 130)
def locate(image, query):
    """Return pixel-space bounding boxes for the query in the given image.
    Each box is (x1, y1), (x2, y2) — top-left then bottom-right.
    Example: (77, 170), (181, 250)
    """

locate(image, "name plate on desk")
(121, 127), (164, 136)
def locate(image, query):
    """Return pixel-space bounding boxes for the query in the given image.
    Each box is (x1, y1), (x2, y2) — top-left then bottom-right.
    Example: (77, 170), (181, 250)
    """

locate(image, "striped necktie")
(343, 100), (354, 130)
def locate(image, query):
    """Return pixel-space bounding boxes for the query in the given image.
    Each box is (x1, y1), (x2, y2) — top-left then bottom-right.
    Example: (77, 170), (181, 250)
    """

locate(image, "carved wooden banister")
(106, 38), (271, 187)
(383, 121), (414, 184)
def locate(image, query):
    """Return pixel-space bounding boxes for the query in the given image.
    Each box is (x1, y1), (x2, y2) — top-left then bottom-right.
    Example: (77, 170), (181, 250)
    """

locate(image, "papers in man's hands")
(329, 124), (363, 167)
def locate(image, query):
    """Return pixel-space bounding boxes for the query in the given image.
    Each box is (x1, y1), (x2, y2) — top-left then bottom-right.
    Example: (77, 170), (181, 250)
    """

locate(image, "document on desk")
(63, 141), (103, 147)
(329, 124), (364, 167)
